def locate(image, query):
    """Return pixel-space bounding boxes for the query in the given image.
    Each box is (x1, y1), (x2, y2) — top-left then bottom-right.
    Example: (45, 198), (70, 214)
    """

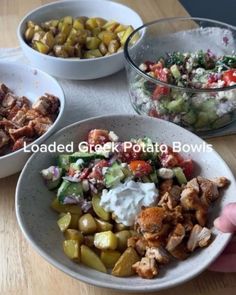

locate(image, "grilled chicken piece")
(182, 213), (194, 232)
(11, 110), (27, 126)
(170, 185), (182, 200)
(186, 177), (200, 193)
(0, 83), (9, 101)
(0, 129), (10, 148)
(146, 246), (170, 264)
(159, 179), (173, 196)
(135, 237), (148, 256)
(33, 94), (60, 116)
(212, 177), (230, 188)
(168, 242), (190, 260)
(158, 192), (177, 210)
(180, 187), (207, 226)
(12, 136), (34, 151)
(9, 124), (34, 141)
(132, 257), (158, 279)
(187, 224), (211, 252)
(32, 116), (53, 136)
(135, 207), (167, 234)
(197, 177), (219, 207)
(1, 93), (16, 108)
(166, 223), (185, 252)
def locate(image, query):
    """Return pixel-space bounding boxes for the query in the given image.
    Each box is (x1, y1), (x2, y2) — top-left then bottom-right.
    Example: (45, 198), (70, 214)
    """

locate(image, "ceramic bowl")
(0, 62), (65, 178)
(16, 115), (235, 292)
(17, 0), (143, 80)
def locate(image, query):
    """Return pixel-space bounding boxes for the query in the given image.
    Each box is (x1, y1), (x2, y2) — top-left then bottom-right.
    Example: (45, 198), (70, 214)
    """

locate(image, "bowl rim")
(15, 114), (233, 292)
(17, 0), (143, 63)
(0, 61), (65, 160)
(124, 16), (236, 93)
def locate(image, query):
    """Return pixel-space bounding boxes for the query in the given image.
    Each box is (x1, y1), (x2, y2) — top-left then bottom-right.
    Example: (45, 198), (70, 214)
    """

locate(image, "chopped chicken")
(12, 136), (34, 151)
(187, 224), (212, 252)
(9, 124), (34, 141)
(146, 246), (170, 264)
(212, 177), (230, 188)
(135, 237), (148, 256)
(197, 176), (219, 207)
(186, 177), (199, 193)
(159, 179), (173, 196)
(132, 257), (158, 279)
(32, 94), (60, 115)
(32, 116), (53, 136)
(11, 110), (27, 126)
(166, 223), (185, 252)
(158, 192), (177, 209)
(168, 242), (189, 260)
(180, 187), (207, 226)
(170, 185), (182, 200)
(1, 93), (16, 108)
(0, 83), (9, 101)
(0, 129), (10, 148)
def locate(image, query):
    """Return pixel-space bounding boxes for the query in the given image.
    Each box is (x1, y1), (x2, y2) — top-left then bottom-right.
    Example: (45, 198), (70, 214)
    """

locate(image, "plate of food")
(16, 115), (235, 292)
(0, 62), (65, 178)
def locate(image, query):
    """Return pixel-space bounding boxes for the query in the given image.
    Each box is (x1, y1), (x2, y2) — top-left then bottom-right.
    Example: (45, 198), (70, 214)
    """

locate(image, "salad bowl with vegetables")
(16, 115), (235, 291)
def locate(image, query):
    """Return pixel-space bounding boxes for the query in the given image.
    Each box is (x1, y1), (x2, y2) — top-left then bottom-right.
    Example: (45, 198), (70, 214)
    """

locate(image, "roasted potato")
(92, 195), (110, 221)
(94, 231), (118, 250)
(81, 245), (107, 273)
(95, 218), (113, 232)
(78, 213), (97, 234)
(63, 239), (80, 261)
(51, 198), (82, 215)
(57, 212), (72, 232)
(64, 229), (84, 243)
(115, 230), (131, 251)
(112, 247), (140, 277)
(100, 250), (121, 268)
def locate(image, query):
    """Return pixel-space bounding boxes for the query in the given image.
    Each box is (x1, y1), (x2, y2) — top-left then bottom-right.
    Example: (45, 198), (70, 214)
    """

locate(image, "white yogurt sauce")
(100, 180), (158, 226)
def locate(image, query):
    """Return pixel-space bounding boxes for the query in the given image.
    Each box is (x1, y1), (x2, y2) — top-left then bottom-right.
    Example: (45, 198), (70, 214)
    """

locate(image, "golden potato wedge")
(78, 213), (97, 234)
(85, 18), (98, 30)
(86, 37), (101, 50)
(100, 250), (121, 268)
(60, 23), (72, 38)
(63, 239), (80, 261)
(114, 223), (129, 232)
(34, 41), (50, 54)
(98, 42), (107, 55)
(81, 245), (107, 273)
(32, 31), (45, 42)
(92, 195), (110, 221)
(95, 17), (107, 27)
(73, 19), (85, 30)
(120, 26), (134, 45)
(41, 31), (55, 50)
(63, 16), (73, 25)
(54, 32), (67, 45)
(24, 27), (35, 42)
(102, 20), (119, 32)
(95, 218), (113, 232)
(64, 229), (84, 243)
(112, 247), (140, 277)
(115, 230), (131, 251)
(92, 27), (101, 37)
(108, 40), (120, 54)
(114, 24), (127, 33)
(51, 198), (82, 215)
(94, 231), (118, 250)
(27, 20), (36, 28)
(57, 212), (72, 232)
(98, 31), (116, 46)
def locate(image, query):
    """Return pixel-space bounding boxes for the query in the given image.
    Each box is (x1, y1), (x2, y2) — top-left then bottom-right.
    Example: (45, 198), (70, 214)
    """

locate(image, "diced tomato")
(88, 160), (109, 181)
(145, 61), (155, 71)
(148, 108), (160, 118)
(160, 145), (184, 168)
(180, 159), (193, 179)
(152, 85), (170, 100)
(223, 69), (236, 86)
(116, 142), (142, 163)
(79, 168), (91, 180)
(88, 129), (109, 146)
(129, 160), (152, 177)
(150, 61), (163, 72)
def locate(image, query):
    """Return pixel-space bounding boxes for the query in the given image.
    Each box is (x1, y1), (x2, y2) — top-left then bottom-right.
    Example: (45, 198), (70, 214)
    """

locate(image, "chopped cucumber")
(149, 170), (158, 183)
(69, 151), (104, 162)
(57, 180), (83, 203)
(170, 64), (181, 79)
(173, 167), (187, 185)
(105, 162), (125, 188)
(57, 155), (70, 171)
(182, 110), (197, 125)
(200, 99), (216, 112)
(167, 98), (188, 113)
(194, 112), (209, 129)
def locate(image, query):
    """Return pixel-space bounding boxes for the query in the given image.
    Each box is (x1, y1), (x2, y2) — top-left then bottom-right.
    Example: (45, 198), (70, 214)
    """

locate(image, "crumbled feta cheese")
(121, 163), (127, 168)
(82, 180), (89, 192)
(102, 167), (109, 175)
(108, 131), (119, 142)
(76, 159), (84, 165)
(139, 63), (147, 71)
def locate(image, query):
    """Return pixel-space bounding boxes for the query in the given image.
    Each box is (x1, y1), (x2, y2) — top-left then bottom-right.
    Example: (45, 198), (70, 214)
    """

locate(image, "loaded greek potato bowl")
(16, 116), (235, 291)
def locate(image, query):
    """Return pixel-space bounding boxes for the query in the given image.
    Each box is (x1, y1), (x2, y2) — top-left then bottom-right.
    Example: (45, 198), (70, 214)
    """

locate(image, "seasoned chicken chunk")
(166, 223), (185, 252)
(158, 192), (177, 210)
(33, 94), (60, 115)
(9, 124), (34, 141)
(0, 129), (10, 148)
(146, 246), (170, 264)
(197, 176), (219, 207)
(212, 177), (230, 188)
(1, 93), (16, 108)
(186, 177), (199, 193)
(187, 224), (211, 252)
(132, 257), (158, 279)
(32, 116), (53, 136)
(168, 242), (189, 260)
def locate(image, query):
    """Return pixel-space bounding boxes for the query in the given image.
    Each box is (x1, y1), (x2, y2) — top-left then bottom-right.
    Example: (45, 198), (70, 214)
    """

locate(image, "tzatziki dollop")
(100, 180), (158, 226)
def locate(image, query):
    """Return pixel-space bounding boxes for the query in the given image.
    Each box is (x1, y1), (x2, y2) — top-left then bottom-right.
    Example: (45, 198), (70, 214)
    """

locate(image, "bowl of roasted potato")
(16, 115), (235, 291)
(17, 0), (143, 80)
(0, 62), (65, 178)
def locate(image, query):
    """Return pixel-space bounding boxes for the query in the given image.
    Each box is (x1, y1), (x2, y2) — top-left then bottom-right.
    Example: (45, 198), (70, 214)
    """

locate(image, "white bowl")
(16, 115), (235, 292)
(17, 0), (143, 80)
(0, 62), (65, 178)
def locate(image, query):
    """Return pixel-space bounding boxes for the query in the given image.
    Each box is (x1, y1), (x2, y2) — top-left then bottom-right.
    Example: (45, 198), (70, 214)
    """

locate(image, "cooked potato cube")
(32, 31), (45, 42)
(77, 16), (88, 25)
(27, 20), (36, 28)
(98, 42), (107, 55)
(34, 25), (42, 32)
(57, 212), (72, 232)
(83, 235), (95, 248)
(51, 198), (82, 215)
(70, 214), (80, 228)
(53, 45), (69, 58)
(24, 27), (34, 42)
(86, 37), (101, 50)
(41, 31), (55, 50)
(63, 16), (73, 25)
(108, 40), (120, 54)
(78, 213), (97, 234)
(63, 240), (80, 261)
(85, 18), (98, 30)
(120, 26), (134, 45)
(100, 250), (121, 268)
(112, 247), (140, 277)
(92, 27), (101, 37)
(81, 245), (107, 273)
(41, 19), (59, 30)
(73, 19), (85, 30)
(92, 195), (110, 221)
(114, 223), (129, 232)
(95, 218), (113, 232)
(94, 231), (118, 250)
(60, 23), (72, 38)
(64, 229), (84, 243)
(102, 20), (119, 32)
(95, 17), (106, 27)
(98, 31), (116, 46)
(54, 33), (67, 45)
(64, 44), (75, 57)
(114, 24), (127, 33)
(117, 31), (125, 41)
(34, 41), (50, 54)
(115, 230), (131, 251)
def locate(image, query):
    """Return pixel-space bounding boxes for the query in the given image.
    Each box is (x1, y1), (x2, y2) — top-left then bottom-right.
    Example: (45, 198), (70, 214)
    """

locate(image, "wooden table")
(0, 1), (236, 294)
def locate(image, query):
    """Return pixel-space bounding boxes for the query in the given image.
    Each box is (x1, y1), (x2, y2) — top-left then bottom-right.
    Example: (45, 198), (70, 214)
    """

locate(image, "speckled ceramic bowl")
(16, 115), (235, 292)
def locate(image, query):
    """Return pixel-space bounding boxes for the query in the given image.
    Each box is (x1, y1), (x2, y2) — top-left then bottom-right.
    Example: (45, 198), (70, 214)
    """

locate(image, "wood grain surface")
(0, 1), (236, 294)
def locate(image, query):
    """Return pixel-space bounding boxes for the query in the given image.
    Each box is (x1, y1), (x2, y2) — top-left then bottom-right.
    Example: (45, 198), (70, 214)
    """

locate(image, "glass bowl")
(124, 17), (236, 132)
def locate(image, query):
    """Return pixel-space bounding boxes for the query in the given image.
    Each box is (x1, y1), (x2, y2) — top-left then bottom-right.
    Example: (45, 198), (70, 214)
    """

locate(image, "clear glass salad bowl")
(124, 17), (236, 132)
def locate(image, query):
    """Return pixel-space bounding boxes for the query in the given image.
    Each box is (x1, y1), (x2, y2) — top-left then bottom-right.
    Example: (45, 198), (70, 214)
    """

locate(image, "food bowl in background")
(0, 62), (65, 178)
(124, 17), (236, 132)
(17, 0), (143, 80)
